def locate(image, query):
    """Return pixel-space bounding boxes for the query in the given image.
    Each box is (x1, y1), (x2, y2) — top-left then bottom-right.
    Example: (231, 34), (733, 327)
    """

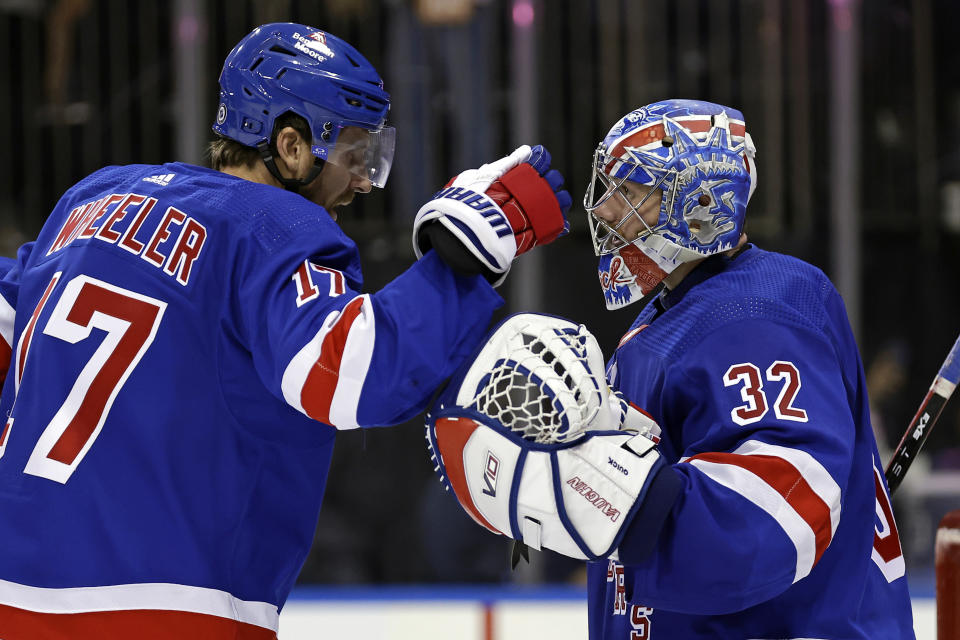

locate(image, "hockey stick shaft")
(885, 332), (960, 494)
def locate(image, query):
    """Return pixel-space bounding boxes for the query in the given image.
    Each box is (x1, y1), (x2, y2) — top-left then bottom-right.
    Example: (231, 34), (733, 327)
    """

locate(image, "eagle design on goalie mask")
(585, 99), (758, 310)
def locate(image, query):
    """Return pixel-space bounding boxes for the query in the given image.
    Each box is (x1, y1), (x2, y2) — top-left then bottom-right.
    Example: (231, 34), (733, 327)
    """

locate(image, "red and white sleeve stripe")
(0, 292), (13, 388)
(280, 294), (375, 429)
(682, 439), (841, 582)
(0, 577), (278, 640)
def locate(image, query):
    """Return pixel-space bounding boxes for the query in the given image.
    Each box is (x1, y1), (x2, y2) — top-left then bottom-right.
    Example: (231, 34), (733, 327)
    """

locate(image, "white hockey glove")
(425, 313), (677, 561)
(413, 145), (571, 286)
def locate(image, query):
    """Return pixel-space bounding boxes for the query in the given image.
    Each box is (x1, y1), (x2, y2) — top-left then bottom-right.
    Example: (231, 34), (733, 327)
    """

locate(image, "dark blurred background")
(1, 0), (958, 585)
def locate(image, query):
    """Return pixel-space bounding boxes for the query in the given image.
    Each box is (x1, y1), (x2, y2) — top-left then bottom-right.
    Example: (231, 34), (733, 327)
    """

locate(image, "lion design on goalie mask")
(679, 176), (740, 246)
(620, 114), (752, 257)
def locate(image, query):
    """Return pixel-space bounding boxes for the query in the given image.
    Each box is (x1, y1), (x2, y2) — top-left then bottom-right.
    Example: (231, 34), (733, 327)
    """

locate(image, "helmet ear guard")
(255, 138), (325, 194)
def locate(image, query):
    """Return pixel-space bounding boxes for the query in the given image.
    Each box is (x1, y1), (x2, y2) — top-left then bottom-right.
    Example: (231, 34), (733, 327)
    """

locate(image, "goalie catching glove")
(425, 313), (681, 561)
(413, 145), (572, 286)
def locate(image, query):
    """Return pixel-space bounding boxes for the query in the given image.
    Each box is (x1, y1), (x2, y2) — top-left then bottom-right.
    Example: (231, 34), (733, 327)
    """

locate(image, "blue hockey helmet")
(213, 23), (395, 188)
(583, 99), (758, 309)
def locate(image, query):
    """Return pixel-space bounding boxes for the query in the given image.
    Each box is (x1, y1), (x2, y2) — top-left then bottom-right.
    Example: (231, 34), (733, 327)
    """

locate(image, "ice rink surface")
(278, 581), (936, 639)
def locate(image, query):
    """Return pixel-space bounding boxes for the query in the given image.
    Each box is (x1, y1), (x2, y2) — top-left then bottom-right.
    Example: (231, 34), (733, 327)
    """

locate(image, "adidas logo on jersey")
(143, 173), (175, 186)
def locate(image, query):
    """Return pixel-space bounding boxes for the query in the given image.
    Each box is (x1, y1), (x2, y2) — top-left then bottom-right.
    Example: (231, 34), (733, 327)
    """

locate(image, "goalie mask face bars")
(583, 145), (677, 256)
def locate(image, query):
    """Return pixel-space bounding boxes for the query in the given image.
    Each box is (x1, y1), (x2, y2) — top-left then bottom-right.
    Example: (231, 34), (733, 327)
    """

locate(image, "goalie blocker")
(426, 313), (681, 562)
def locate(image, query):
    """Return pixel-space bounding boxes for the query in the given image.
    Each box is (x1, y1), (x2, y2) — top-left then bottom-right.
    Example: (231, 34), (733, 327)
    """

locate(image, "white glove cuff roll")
(413, 189), (518, 273)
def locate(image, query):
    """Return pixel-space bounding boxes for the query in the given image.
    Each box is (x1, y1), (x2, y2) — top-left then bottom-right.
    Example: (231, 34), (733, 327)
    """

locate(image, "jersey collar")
(658, 243), (756, 312)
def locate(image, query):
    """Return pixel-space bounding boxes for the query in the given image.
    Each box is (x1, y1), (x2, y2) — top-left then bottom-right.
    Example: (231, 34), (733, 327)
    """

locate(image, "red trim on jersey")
(0, 331), (11, 390)
(300, 296), (366, 424)
(626, 402), (660, 443)
(687, 451), (833, 565)
(434, 417), (500, 534)
(617, 325), (649, 349)
(0, 417), (11, 447)
(627, 402), (654, 421)
(873, 469), (903, 564)
(18, 273), (61, 385)
(0, 604), (276, 640)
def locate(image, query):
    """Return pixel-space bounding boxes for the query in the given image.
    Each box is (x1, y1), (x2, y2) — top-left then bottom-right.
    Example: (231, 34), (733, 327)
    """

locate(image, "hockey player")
(0, 23), (570, 639)
(430, 99), (915, 638)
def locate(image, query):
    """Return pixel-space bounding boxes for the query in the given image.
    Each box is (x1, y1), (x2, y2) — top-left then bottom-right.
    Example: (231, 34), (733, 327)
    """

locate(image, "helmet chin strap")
(257, 141), (325, 193)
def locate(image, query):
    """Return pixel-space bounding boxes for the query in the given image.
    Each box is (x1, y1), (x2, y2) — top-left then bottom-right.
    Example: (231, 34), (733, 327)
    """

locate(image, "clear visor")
(311, 124), (396, 189)
(583, 146), (675, 255)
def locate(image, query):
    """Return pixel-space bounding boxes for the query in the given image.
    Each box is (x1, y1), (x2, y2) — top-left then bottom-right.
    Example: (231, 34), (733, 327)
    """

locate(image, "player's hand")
(412, 145), (571, 286)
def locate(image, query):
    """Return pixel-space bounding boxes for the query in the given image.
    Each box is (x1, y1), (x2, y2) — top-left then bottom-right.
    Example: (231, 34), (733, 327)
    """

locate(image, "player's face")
(592, 179), (662, 244)
(303, 127), (374, 218)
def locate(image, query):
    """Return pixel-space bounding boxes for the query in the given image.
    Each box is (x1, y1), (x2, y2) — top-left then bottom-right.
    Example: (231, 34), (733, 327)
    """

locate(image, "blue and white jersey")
(587, 246), (914, 639)
(0, 162), (502, 638)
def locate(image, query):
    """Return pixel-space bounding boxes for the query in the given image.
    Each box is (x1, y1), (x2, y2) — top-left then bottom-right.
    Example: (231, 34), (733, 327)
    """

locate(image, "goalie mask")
(584, 99), (758, 310)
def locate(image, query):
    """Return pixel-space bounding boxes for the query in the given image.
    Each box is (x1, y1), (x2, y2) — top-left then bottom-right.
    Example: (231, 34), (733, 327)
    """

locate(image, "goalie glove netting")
(467, 320), (609, 444)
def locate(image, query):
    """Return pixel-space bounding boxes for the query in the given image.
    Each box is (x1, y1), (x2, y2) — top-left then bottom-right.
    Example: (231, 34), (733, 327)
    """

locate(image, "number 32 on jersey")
(723, 360), (808, 426)
(723, 359), (906, 581)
